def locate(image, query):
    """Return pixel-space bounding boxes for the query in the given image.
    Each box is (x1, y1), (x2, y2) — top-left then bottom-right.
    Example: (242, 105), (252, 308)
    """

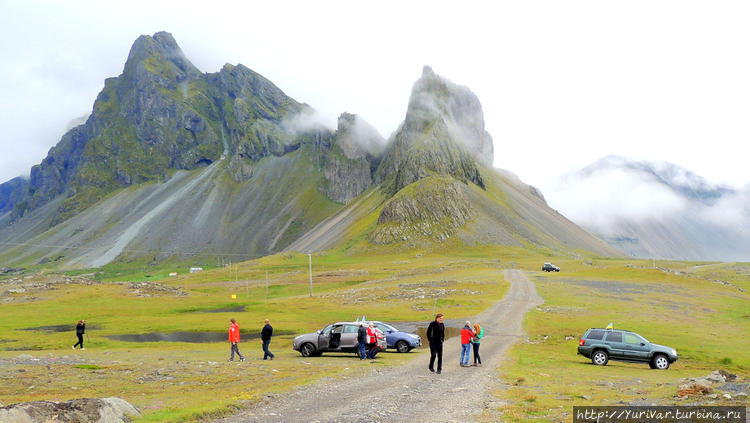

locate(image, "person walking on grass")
(460, 321), (475, 367)
(228, 318), (244, 362)
(357, 322), (368, 360)
(261, 319), (275, 360)
(427, 313), (445, 373)
(471, 322), (484, 366)
(72, 320), (86, 350)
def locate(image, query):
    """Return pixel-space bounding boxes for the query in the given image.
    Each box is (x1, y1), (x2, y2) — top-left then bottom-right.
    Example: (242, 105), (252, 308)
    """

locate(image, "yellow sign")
(231, 294), (237, 299)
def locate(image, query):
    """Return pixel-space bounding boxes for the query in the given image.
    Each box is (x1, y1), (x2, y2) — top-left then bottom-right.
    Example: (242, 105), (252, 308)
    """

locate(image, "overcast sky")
(1, 0), (749, 196)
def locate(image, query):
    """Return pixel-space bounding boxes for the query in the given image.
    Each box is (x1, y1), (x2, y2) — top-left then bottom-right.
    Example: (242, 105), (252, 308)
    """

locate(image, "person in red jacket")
(460, 321), (475, 367)
(228, 318), (244, 362)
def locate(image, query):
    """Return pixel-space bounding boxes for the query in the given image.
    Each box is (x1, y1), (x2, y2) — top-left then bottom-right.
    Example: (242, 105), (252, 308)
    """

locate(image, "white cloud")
(1, 0), (750, 191)
(547, 168), (687, 232)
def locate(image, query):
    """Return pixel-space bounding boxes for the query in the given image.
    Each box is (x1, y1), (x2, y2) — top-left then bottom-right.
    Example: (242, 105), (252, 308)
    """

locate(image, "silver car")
(292, 322), (387, 357)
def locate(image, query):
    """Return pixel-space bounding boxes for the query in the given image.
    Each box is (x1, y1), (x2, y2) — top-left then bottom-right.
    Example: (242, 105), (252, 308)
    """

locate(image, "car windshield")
(375, 322), (397, 332)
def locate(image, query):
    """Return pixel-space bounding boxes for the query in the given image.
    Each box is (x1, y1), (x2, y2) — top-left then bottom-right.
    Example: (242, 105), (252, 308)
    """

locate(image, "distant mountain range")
(548, 155), (750, 261)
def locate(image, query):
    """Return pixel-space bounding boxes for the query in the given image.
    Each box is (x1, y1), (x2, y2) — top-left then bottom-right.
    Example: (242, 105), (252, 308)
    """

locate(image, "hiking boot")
(437, 370), (441, 374)
(429, 368), (435, 372)
(240, 357), (245, 362)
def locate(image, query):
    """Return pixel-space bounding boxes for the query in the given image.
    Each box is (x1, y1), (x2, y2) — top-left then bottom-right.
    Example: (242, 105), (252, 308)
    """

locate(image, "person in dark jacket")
(72, 320), (86, 350)
(357, 322), (368, 360)
(426, 313), (445, 373)
(261, 319), (275, 360)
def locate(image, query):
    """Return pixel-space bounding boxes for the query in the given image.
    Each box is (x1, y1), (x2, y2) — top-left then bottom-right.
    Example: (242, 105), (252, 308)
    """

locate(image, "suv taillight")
(579, 339), (586, 346)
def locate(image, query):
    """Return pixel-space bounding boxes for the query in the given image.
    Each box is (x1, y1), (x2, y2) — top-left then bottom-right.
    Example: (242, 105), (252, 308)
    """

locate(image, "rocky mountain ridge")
(0, 32), (619, 268)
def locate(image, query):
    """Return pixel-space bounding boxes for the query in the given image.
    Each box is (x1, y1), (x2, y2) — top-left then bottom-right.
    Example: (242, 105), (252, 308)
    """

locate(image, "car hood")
(294, 333), (318, 344)
(651, 343), (676, 353)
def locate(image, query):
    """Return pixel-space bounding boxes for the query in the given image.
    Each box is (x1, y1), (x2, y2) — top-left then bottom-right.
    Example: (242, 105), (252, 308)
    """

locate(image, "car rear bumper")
(577, 346), (592, 358)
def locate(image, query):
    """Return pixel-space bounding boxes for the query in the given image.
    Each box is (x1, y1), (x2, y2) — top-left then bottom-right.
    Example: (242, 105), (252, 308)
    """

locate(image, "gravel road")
(214, 269), (542, 423)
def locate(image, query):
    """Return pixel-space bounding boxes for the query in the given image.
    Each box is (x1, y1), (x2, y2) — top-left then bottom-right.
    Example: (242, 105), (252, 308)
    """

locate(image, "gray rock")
(376, 66), (492, 193)
(0, 397), (140, 423)
(321, 114), (383, 204)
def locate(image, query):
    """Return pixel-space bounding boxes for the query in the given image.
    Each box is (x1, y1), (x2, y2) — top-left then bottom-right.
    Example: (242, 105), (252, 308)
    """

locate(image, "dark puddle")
(20, 324), (101, 333)
(106, 330), (295, 343)
(196, 306), (246, 313)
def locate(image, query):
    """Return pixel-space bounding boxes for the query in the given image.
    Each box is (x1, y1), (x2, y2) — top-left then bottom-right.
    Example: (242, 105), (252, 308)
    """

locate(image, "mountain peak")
(124, 31), (200, 78)
(405, 66), (494, 166)
(421, 65), (436, 78)
(376, 67), (492, 193)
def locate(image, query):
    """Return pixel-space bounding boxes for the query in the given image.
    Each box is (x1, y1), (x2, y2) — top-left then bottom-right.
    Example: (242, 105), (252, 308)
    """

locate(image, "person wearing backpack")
(471, 322), (484, 366)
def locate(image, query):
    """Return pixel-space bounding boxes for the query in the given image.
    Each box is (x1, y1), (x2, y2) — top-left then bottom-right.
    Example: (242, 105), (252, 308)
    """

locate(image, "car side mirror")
(387, 330), (393, 333)
(640, 342), (645, 346)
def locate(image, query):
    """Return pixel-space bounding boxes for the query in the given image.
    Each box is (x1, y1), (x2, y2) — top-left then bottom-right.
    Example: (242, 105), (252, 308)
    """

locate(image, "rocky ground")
(213, 269), (542, 423)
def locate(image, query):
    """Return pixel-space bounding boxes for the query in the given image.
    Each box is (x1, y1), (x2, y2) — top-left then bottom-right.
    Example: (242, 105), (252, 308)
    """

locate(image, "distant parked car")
(577, 328), (678, 369)
(292, 322), (387, 357)
(367, 321), (422, 353)
(542, 262), (560, 272)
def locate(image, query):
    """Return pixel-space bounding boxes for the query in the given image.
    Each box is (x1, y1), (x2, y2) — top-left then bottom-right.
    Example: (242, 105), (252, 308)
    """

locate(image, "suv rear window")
(586, 330), (605, 340)
(605, 331), (622, 343)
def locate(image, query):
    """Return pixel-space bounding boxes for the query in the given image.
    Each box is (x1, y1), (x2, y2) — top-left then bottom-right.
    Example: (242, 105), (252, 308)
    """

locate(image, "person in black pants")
(426, 313), (445, 373)
(72, 320), (86, 350)
(261, 319), (275, 360)
(357, 322), (368, 360)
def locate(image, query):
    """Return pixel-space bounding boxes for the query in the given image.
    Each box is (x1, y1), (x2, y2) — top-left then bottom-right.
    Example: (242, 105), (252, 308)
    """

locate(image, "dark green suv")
(577, 328), (678, 370)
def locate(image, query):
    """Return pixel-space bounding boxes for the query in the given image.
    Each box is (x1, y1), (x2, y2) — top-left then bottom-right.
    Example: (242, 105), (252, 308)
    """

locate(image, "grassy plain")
(3, 249), (748, 422)
(484, 258), (750, 422)
(0, 247), (512, 421)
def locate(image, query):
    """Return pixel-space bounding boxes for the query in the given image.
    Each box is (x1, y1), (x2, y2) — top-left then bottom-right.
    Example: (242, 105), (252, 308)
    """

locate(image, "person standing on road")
(228, 318), (244, 362)
(261, 319), (275, 360)
(460, 321), (475, 367)
(471, 322), (484, 366)
(357, 322), (368, 360)
(426, 313), (445, 373)
(72, 320), (86, 350)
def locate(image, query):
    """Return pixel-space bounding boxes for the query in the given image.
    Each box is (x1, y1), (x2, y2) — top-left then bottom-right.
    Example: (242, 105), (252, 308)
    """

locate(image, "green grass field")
(2, 249), (748, 422)
(0, 248), (511, 421)
(483, 258), (750, 422)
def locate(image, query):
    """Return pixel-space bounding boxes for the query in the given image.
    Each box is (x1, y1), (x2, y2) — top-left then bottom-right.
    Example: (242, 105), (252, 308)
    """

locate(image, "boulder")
(0, 397), (140, 423)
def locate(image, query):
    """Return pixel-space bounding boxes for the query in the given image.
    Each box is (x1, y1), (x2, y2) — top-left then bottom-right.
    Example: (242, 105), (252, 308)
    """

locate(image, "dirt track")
(214, 269), (542, 423)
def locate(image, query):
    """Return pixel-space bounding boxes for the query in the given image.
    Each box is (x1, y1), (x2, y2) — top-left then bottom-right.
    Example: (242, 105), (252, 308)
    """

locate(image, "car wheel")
(300, 342), (316, 357)
(396, 340), (410, 353)
(653, 354), (670, 370)
(648, 361), (657, 369)
(591, 350), (609, 366)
